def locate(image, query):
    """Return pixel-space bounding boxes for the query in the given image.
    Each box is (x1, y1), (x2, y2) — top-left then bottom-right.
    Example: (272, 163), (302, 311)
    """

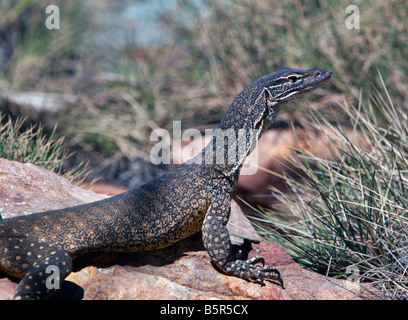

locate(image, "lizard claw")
(246, 256), (265, 267)
(246, 257), (284, 287)
(258, 265), (284, 288)
(263, 267), (284, 288)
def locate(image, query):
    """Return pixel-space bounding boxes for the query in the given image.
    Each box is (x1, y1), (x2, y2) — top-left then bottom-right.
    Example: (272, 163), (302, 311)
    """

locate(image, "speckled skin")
(0, 68), (331, 299)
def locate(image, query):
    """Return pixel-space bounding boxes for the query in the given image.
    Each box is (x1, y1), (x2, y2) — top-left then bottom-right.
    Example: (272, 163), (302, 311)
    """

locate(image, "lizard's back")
(0, 164), (211, 258)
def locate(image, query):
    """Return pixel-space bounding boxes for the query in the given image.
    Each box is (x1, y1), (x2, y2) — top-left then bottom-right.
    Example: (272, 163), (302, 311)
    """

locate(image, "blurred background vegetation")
(0, 0), (407, 298)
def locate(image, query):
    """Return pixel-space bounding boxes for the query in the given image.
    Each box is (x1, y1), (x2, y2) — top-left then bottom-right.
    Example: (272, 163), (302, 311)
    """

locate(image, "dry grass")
(2, 0), (407, 166)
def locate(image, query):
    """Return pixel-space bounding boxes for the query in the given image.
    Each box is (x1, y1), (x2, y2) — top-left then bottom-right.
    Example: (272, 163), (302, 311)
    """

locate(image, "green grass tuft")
(253, 76), (408, 299)
(0, 115), (88, 184)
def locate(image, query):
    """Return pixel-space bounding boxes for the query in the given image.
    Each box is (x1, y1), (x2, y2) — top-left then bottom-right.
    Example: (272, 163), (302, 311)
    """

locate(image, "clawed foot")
(222, 255), (284, 288)
(245, 256), (284, 288)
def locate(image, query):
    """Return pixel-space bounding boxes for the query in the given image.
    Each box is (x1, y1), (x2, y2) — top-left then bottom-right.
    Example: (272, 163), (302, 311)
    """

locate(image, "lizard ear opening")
(264, 88), (277, 110)
(264, 88), (274, 105)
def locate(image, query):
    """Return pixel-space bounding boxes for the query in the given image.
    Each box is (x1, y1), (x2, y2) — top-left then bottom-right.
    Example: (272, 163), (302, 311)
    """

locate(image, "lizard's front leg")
(202, 193), (283, 287)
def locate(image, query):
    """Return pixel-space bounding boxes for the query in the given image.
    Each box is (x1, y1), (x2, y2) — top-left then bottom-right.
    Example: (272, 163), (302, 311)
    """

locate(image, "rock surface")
(0, 158), (370, 300)
(0, 158), (108, 219)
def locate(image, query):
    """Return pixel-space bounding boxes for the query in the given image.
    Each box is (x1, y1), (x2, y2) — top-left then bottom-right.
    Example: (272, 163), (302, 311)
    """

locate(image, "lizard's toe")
(261, 265), (280, 276)
(244, 257), (283, 286)
(260, 266), (284, 288)
(253, 264), (283, 288)
(246, 256), (265, 266)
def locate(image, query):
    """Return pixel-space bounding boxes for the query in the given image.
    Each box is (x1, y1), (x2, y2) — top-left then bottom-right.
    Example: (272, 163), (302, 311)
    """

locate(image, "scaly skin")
(0, 68), (331, 299)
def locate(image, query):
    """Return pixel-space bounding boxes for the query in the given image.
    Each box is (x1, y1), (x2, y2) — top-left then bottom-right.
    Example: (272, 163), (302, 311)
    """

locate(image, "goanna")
(0, 68), (331, 299)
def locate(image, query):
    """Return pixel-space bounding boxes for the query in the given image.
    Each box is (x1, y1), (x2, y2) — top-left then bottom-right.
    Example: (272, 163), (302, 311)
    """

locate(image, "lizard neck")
(198, 93), (281, 186)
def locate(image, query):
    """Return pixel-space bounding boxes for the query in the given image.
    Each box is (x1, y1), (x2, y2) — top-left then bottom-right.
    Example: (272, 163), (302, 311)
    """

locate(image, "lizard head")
(256, 68), (332, 127)
(264, 68), (332, 105)
(219, 68), (331, 134)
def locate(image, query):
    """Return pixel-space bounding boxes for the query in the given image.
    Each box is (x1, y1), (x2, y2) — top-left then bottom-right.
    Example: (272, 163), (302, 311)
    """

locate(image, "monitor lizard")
(0, 68), (331, 299)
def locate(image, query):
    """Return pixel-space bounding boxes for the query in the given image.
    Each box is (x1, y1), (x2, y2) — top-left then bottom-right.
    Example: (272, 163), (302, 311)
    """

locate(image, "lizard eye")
(288, 76), (298, 83)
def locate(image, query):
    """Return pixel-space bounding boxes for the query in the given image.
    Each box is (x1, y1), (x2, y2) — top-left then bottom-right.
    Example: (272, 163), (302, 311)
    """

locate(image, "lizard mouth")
(276, 69), (332, 102)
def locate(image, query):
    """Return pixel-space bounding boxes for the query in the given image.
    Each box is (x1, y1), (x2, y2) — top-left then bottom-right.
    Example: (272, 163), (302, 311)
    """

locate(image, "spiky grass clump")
(254, 77), (408, 299)
(0, 115), (87, 183)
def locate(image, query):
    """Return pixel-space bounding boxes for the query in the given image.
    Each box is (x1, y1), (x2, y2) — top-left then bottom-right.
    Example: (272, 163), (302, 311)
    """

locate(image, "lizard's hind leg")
(0, 237), (72, 300)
